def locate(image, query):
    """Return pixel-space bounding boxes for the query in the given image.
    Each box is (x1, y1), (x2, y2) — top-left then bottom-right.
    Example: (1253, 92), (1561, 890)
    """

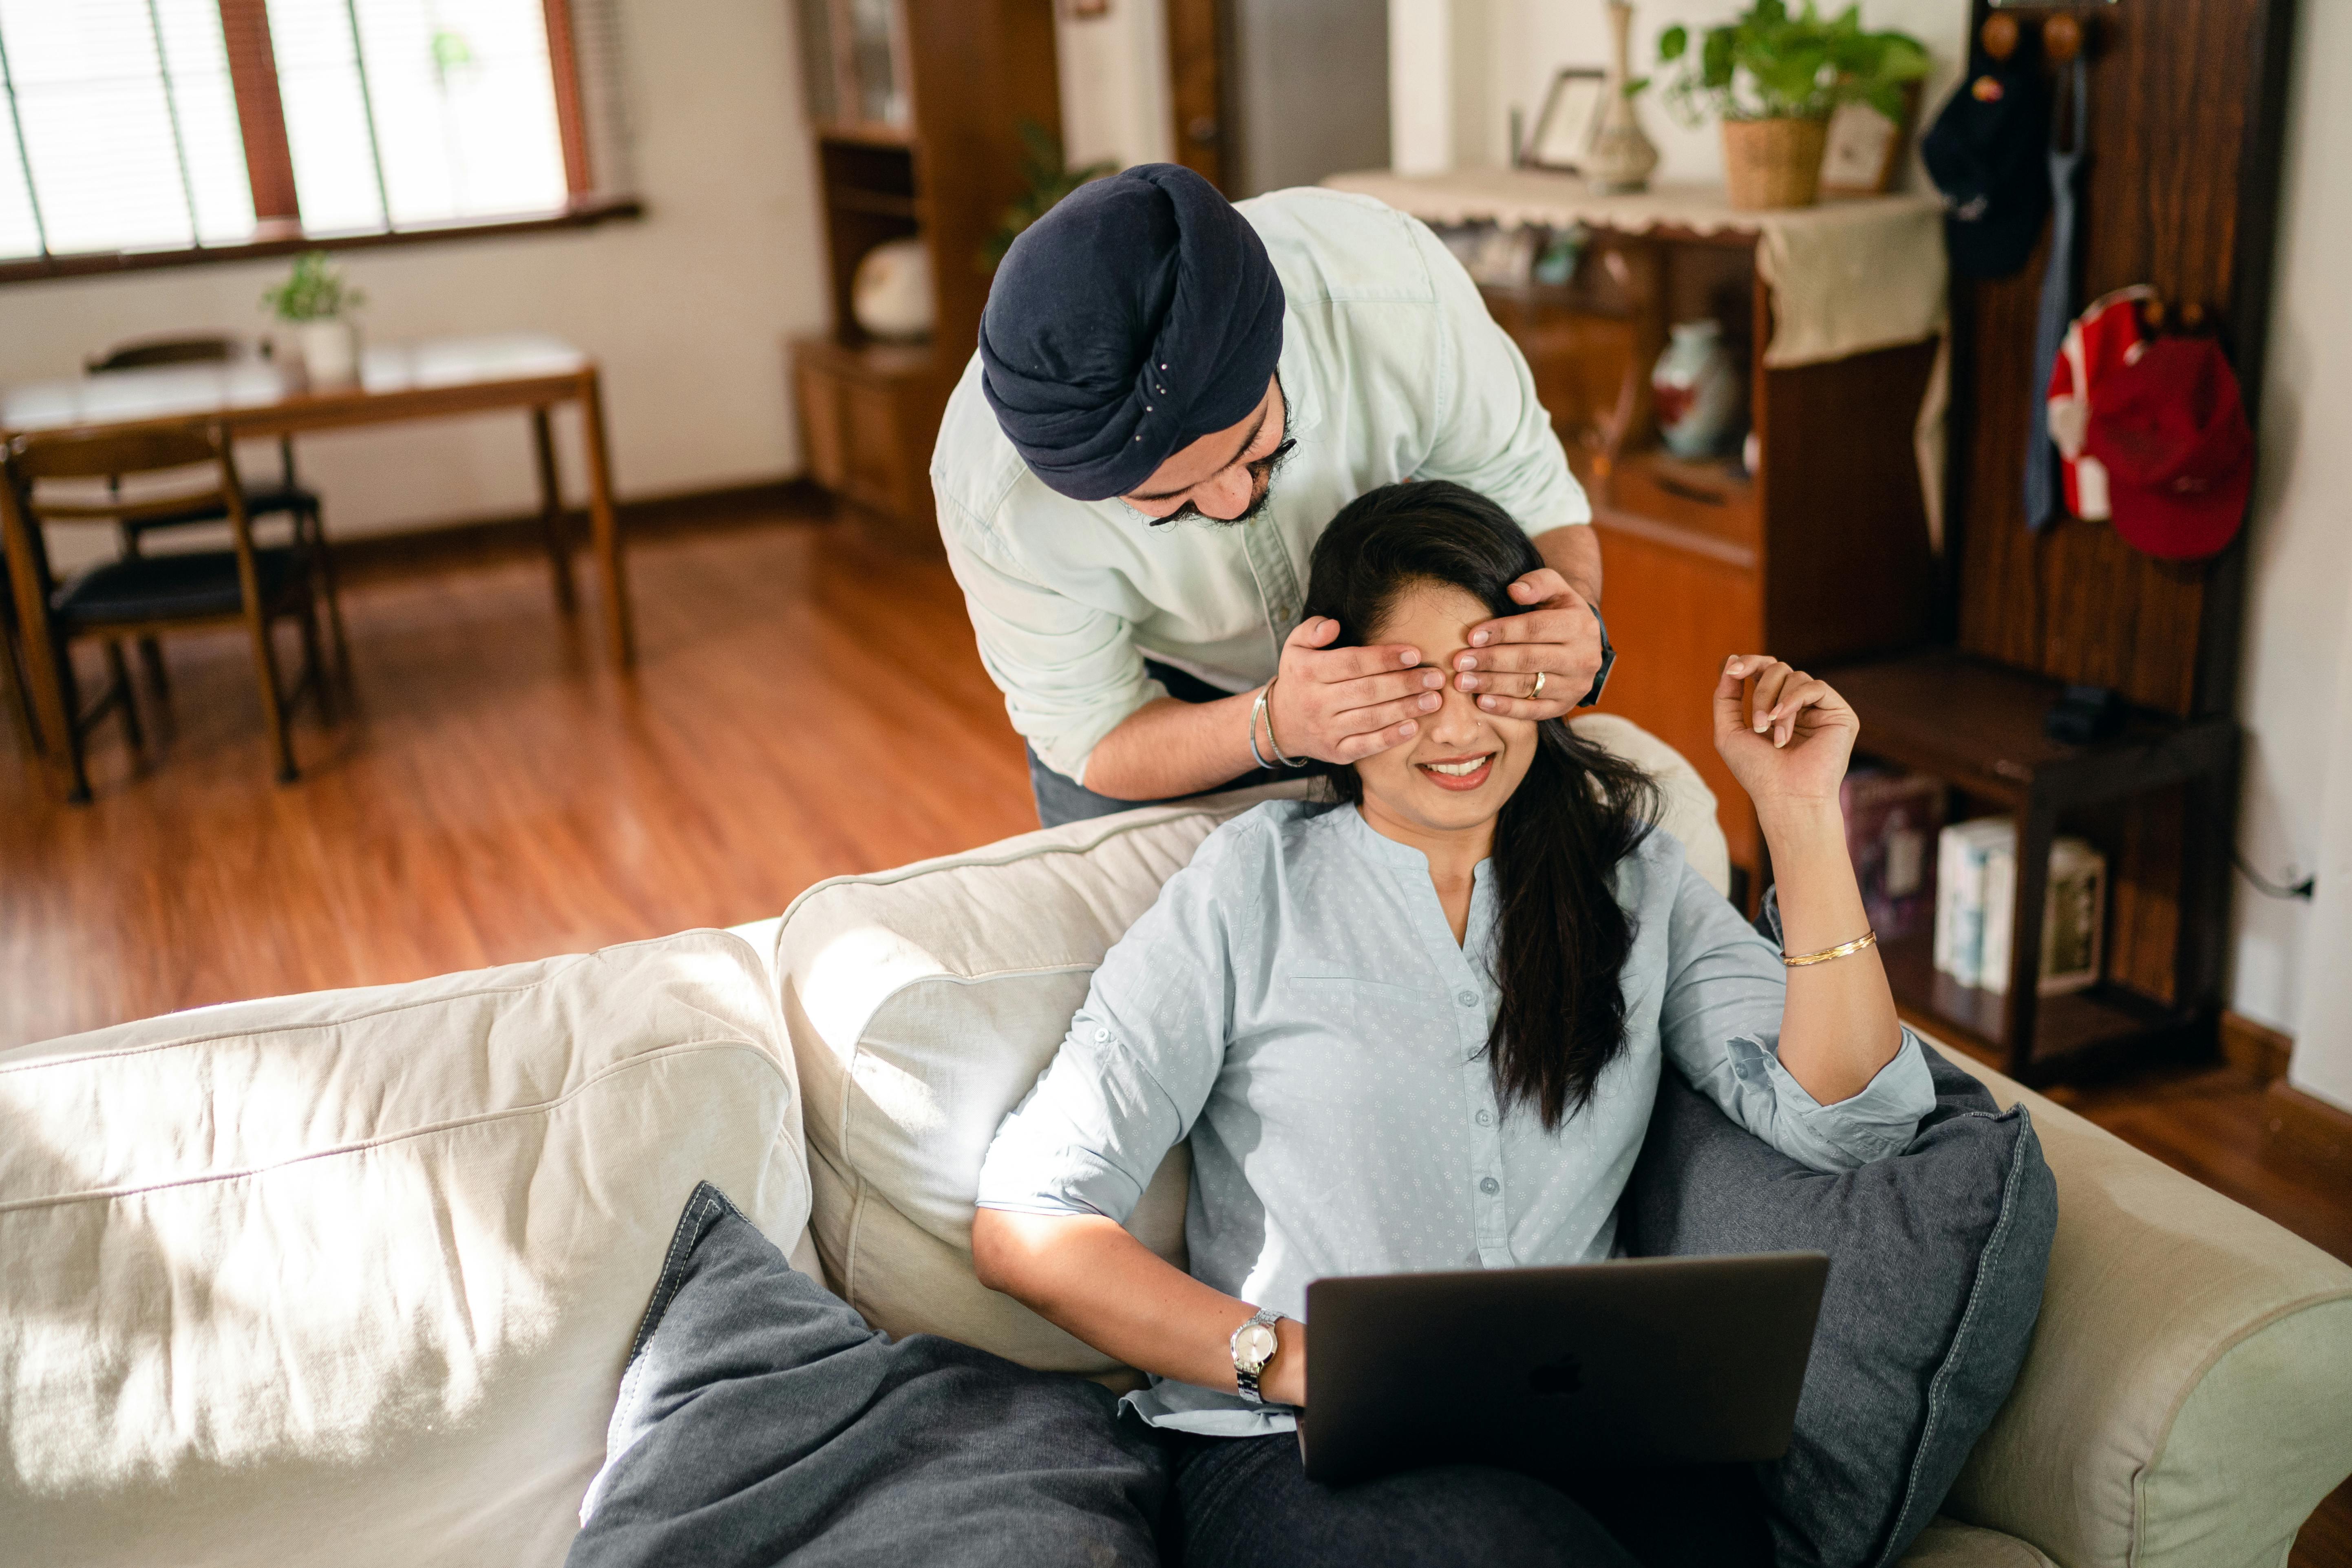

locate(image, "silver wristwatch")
(1230, 1306), (1283, 1404)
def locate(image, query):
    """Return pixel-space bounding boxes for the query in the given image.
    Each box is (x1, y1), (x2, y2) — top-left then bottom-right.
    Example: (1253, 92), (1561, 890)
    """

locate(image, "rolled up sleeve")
(939, 492), (1166, 785)
(1657, 862), (1935, 1171)
(976, 828), (1253, 1219)
(1407, 219), (1591, 537)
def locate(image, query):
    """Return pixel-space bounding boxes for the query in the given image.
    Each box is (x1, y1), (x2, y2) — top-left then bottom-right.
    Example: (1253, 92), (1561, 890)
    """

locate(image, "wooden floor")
(0, 510), (1038, 1045)
(3, 507), (2345, 1561)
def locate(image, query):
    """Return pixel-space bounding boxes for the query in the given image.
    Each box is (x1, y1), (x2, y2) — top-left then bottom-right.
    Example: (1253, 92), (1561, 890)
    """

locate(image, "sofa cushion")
(1619, 1044), (2057, 1568)
(1937, 1064), (2352, 1568)
(570, 1182), (1166, 1568)
(0, 931), (811, 1568)
(774, 713), (1729, 1374)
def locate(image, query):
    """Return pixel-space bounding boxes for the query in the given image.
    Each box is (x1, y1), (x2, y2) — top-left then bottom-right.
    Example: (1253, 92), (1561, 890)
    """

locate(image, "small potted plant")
(263, 250), (368, 386)
(1646, 1), (1928, 210)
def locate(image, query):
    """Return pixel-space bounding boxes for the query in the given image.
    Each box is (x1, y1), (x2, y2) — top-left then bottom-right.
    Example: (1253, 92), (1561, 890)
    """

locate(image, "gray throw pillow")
(1619, 1042), (2056, 1568)
(568, 1183), (1167, 1568)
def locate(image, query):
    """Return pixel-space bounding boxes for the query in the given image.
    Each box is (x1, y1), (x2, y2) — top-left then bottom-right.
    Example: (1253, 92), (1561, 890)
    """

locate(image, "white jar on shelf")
(1651, 319), (1742, 459)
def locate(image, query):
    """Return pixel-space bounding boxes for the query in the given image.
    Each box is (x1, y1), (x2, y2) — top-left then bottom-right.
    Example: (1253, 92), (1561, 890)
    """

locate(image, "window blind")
(0, 0), (255, 258)
(0, 0), (624, 264)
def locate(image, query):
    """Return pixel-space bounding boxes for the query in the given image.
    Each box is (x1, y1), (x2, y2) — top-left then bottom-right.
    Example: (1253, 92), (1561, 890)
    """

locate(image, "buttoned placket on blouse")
(1341, 811), (1517, 1269)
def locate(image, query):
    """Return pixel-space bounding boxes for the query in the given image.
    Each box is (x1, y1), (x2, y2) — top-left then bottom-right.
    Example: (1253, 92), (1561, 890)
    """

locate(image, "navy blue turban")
(978, 163), (1286, 502)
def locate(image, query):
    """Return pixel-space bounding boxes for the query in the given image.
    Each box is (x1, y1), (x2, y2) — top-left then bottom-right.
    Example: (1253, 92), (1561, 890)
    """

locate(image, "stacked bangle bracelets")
(1782, 929), (1878, 967)
(1249, 679), (1312, 771)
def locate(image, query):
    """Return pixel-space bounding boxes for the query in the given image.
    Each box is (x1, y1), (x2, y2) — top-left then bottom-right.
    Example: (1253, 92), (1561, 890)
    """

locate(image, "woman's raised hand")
(1712, 655), (1859, 814)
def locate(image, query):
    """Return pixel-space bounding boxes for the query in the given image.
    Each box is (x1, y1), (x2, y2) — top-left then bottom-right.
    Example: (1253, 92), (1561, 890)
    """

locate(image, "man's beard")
(1151, 414), (1296, 529)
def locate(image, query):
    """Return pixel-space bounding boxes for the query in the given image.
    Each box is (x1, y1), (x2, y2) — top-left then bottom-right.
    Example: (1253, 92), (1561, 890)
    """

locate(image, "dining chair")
(0, 553), (40, 757)
(85, 334), (351, 684)
(1, 422), (340, 801)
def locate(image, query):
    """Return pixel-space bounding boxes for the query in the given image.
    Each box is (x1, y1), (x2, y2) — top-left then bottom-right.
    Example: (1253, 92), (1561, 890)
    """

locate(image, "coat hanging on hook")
(1921, 19), (2050, 278)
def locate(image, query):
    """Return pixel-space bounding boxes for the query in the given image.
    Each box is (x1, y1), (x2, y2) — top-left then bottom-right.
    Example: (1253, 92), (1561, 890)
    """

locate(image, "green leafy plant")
(261, 250), (366, 322)
(981, 121), (1116, 272)
(1638, 1), (1928, 124)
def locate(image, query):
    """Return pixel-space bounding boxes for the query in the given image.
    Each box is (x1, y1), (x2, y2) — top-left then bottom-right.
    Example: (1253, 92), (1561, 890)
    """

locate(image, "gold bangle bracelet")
(1782, 929), (1878, 967)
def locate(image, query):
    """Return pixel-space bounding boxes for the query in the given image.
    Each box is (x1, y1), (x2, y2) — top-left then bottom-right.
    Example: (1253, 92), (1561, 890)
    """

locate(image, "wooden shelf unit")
(1818, 0), (2299, 1084)
(1488, 224), (1940, 895)
(786, 0), (1062, 553)
(1829, 650), (2238, 1085)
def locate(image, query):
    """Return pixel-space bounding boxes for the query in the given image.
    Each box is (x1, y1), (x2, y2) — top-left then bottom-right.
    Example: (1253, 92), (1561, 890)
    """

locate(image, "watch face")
(1235, 1322), (1278, 1370)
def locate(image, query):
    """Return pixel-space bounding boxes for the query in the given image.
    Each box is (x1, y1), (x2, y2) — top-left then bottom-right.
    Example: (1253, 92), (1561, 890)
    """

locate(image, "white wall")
(2293, 611), (2352, 1109)
(1402, 0), (1968, 191)
(1388, 0), (1494, 177)
(2238, 0), (2352, 1109)
(0, 0), (828, 544)
(1057, 0), (1173, 172)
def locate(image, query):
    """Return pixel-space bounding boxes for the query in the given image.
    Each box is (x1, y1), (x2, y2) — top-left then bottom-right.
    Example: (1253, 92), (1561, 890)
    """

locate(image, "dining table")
(0, 333), (636, 698)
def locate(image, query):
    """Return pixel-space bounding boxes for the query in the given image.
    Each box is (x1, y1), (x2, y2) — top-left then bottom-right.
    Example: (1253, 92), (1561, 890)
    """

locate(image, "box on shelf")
(1934, 817), (2011, 983)
(1839, 767), (1944, 942)
(1934, 817), (2107, 996)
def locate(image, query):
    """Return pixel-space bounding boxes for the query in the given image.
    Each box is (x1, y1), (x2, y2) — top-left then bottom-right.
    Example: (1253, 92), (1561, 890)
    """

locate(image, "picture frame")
(1818, 82), (1923, 197)
(1520, 67), (1608, 174)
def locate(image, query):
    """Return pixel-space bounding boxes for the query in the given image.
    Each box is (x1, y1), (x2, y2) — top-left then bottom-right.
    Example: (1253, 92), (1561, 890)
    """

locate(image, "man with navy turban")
(936, 164), (1608, 825)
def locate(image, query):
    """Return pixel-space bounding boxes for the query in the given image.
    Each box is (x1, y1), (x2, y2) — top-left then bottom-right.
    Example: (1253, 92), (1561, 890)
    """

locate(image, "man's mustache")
(1151, 439), (1298, 529)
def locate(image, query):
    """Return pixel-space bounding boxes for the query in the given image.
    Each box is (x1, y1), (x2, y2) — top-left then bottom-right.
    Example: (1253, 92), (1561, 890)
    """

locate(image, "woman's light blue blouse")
(975, 800), (1935, 1435)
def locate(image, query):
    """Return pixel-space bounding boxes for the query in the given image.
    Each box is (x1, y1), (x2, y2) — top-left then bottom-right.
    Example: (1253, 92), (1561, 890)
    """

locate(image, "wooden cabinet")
(1482, 225), (1938, 898)
(792, 339), (950, 546)
(1834, 0), (2297, 1084)
(786, 0), (1062, 553)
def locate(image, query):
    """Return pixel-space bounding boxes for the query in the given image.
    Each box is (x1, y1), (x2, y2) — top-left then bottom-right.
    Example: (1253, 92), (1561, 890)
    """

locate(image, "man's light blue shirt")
(975, 800), (1937, 1435)
(931, 187), (1592, 786)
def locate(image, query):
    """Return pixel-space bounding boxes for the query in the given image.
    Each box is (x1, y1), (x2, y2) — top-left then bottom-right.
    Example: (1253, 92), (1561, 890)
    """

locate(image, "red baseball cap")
(2083, 336), (2255, 561)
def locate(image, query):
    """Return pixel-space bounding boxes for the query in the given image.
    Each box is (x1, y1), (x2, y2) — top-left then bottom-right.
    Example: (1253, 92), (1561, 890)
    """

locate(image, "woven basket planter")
(1723, 116), (1829, 210)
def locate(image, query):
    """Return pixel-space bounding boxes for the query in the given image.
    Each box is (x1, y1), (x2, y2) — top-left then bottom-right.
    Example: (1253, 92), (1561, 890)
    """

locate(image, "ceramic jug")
(1652, 320), (1742, 459)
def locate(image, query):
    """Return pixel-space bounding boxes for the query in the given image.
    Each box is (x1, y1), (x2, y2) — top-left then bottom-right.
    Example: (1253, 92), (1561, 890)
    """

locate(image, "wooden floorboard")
(3, 507), (2345, 1561)
(0, 510), (1036, 1046)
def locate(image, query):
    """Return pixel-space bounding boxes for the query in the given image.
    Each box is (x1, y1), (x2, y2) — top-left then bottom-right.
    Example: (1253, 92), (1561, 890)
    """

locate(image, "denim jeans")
(1027, 659), (1291, 828)
(1162, 1432), (1772, 1568)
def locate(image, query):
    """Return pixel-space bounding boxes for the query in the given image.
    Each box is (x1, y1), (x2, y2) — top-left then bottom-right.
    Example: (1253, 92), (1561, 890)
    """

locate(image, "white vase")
(851, 237), (934, 341)
(1652, 319), (1742, 458)
(1586, 0), (1660, 194)
(297, 318), (360, 386)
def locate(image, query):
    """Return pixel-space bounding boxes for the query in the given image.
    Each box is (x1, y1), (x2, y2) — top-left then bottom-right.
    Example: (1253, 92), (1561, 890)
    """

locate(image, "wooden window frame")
(0, 0), (627, 285)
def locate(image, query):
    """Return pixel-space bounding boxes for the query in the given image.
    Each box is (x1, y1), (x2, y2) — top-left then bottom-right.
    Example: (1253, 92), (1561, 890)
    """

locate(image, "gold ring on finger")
(1529, 670), (1546, 702)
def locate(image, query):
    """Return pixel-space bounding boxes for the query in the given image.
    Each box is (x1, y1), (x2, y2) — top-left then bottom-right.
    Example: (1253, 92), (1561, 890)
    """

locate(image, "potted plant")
(1645, 1), (1928, 210)
(982, 121), (1115, 271)
(263, 251), (368, 386)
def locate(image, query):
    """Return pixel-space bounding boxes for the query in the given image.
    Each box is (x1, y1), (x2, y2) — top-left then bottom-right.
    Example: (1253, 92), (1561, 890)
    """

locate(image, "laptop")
(1299, 1251), (1829, 1486)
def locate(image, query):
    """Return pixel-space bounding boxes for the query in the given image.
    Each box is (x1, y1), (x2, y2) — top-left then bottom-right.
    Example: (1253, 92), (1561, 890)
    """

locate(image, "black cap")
(1921, 56), (2051, 279)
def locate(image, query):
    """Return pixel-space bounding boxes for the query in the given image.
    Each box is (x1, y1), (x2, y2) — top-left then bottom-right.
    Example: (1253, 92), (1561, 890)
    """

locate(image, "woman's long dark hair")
(1304, 481), (1659, 1130)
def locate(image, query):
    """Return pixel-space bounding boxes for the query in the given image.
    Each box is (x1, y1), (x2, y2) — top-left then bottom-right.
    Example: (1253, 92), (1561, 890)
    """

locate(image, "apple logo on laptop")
(1528, 1352), (1585, 1397)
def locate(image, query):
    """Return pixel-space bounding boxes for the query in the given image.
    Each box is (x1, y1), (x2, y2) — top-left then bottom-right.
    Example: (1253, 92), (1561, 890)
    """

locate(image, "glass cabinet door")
(846, 0), (906, 127)
(795, 0), (908, 130)
(795, 0), (839, 122)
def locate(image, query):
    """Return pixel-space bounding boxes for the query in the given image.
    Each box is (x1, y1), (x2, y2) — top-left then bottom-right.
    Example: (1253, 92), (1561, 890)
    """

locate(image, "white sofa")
(3, 715), (2347, 1568)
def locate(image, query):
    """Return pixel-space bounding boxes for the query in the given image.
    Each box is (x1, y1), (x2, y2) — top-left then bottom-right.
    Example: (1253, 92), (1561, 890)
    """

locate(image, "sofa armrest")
(1943, 1052), (2352, 1568)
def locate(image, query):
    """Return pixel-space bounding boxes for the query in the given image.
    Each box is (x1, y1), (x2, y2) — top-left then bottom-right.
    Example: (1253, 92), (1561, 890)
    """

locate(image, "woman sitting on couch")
(972, 480), (1935, 1566)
